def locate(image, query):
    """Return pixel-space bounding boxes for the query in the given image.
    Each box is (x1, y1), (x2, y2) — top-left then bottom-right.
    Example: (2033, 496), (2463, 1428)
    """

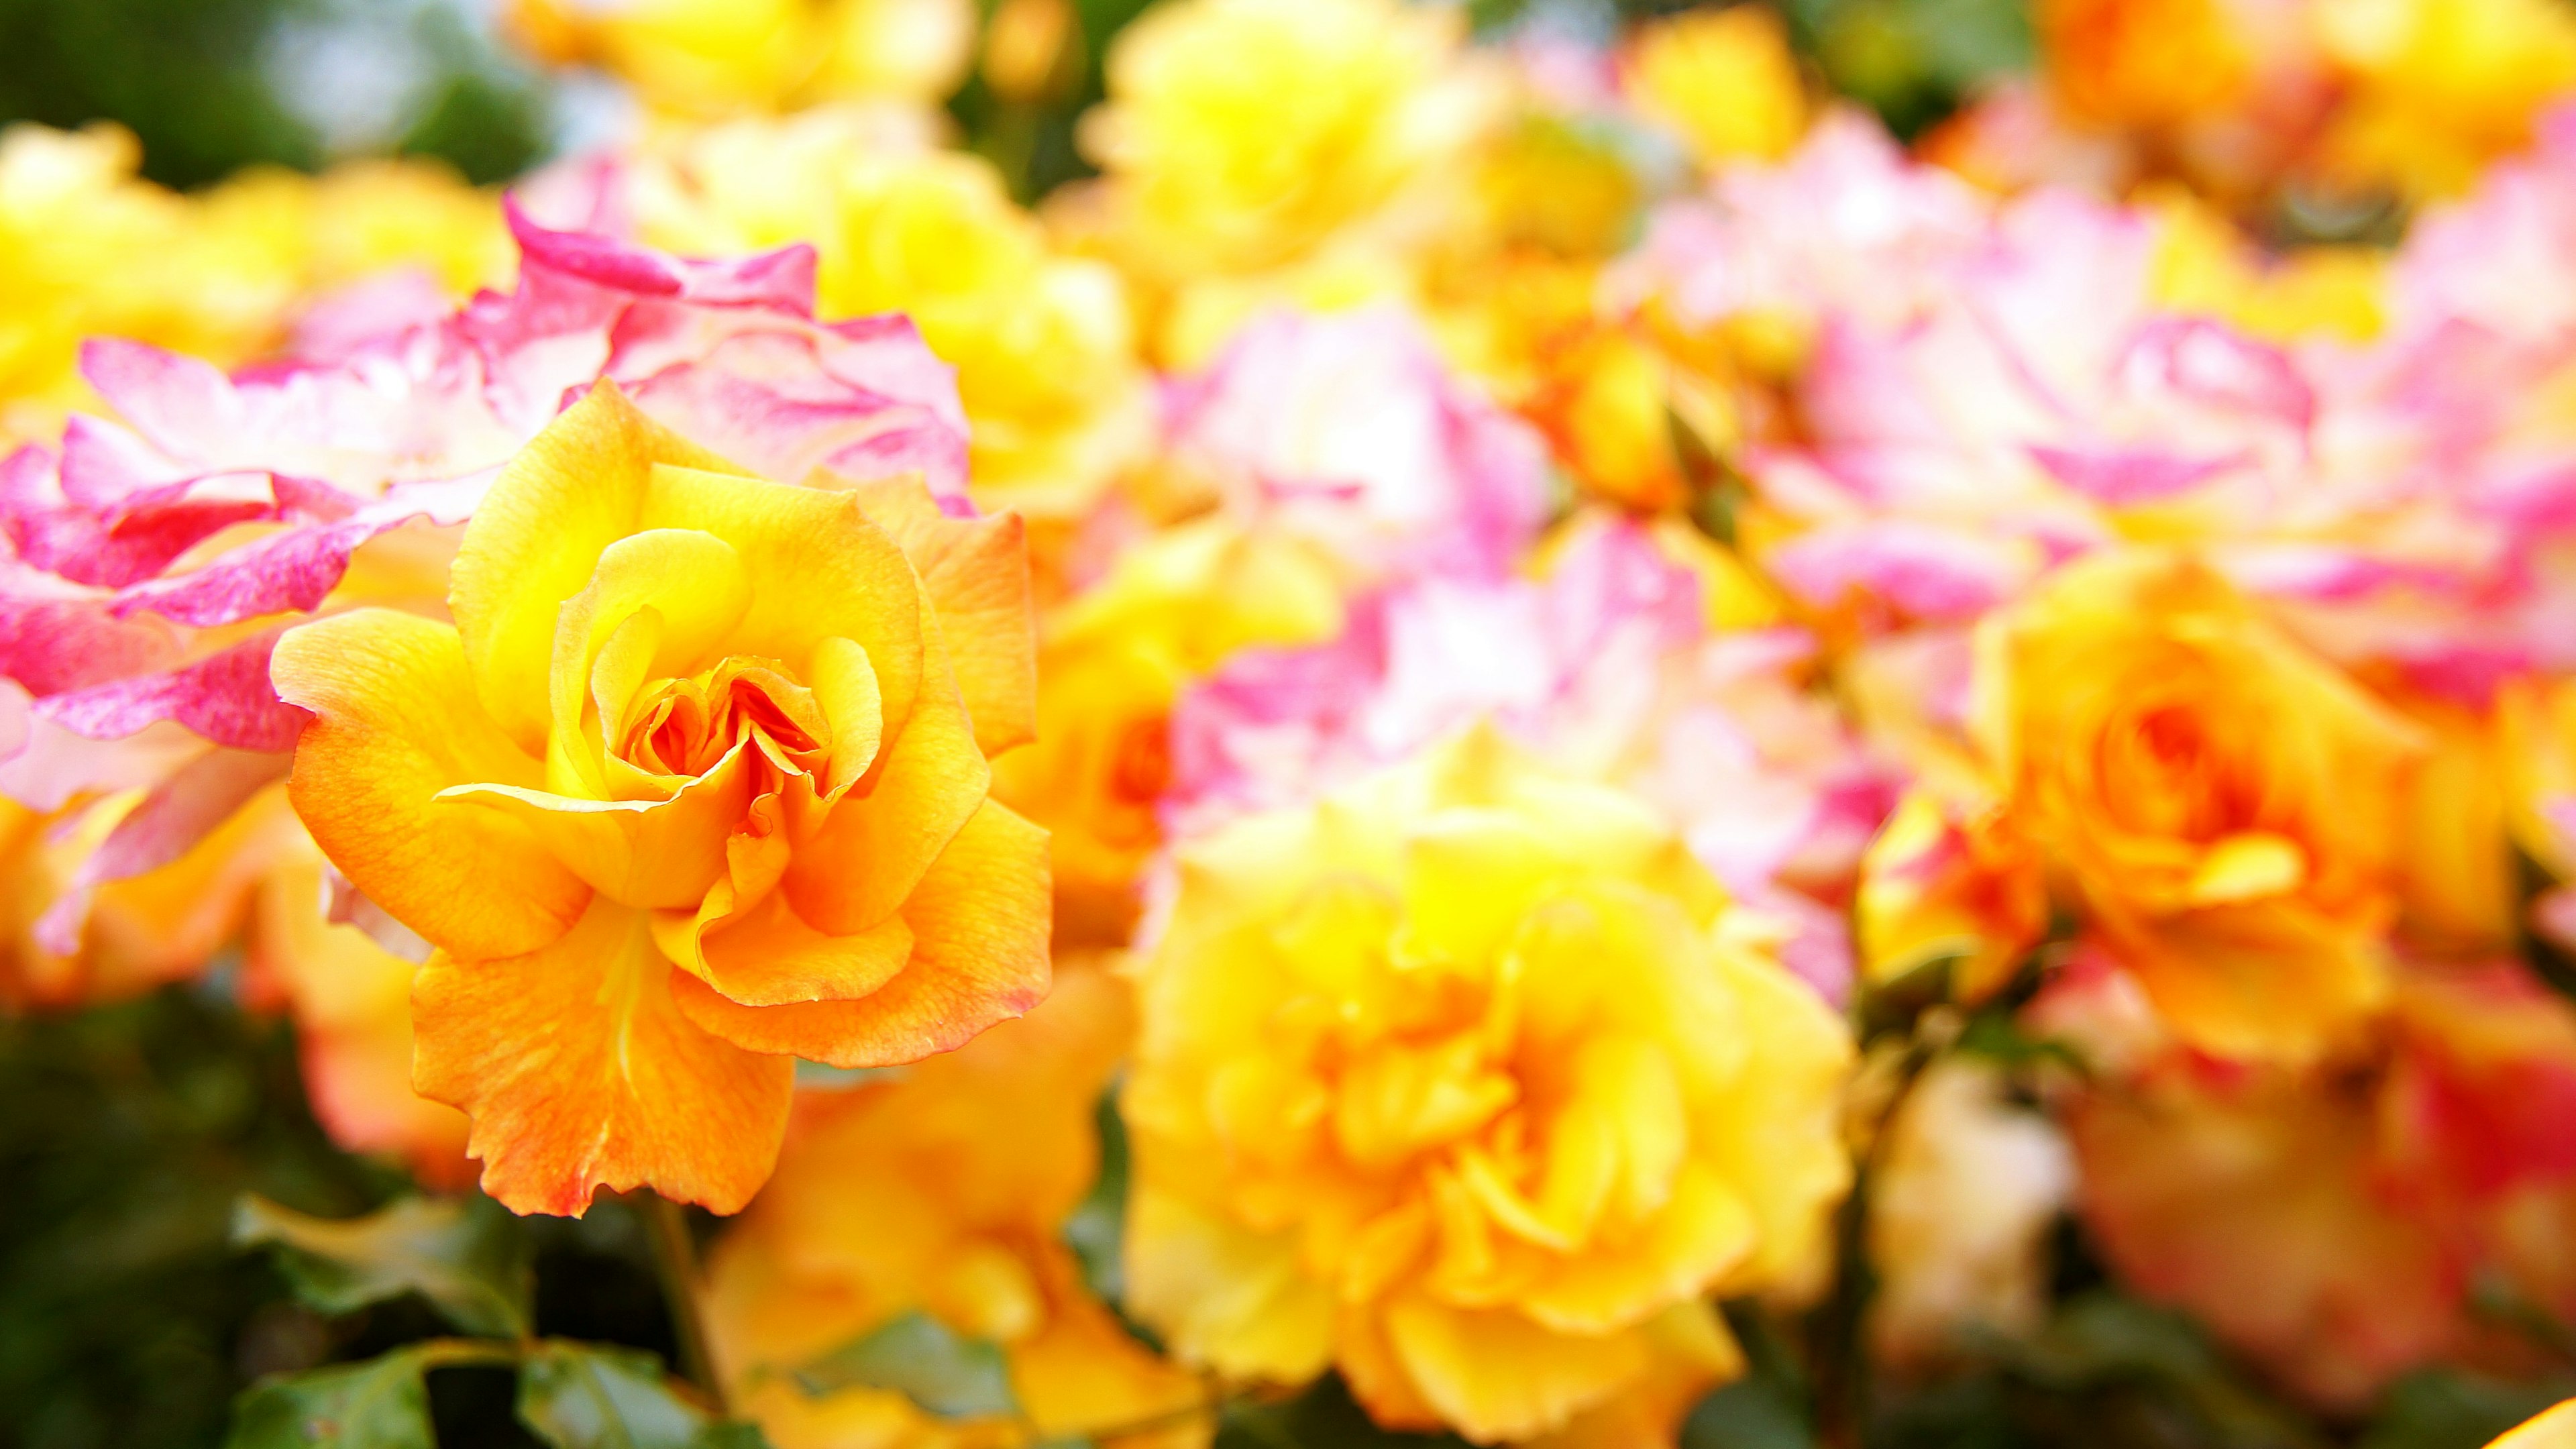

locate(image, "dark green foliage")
(792, 1311), (1018, 1419)
(0, 985), (400, 1449)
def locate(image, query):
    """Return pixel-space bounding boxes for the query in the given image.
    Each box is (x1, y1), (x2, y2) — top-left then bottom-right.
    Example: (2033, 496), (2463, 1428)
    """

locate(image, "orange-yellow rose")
(1122, 731), (1853, 1444)
(272, 382), (1047, 1216)
(1970, 551), (2423, 1061)
(703, 959), (1205, 1449)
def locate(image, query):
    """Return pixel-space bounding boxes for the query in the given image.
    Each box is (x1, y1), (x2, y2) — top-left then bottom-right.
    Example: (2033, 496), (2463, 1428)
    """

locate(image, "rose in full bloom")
(1078, 0), (1495, 282)
(1122, 731), (1854, 1443)
(703, 960), (1203, 1448)
(0, 207), (967, 1011)
(272, 382), (1046, 1214)
(1970, 551), (2424, 1061)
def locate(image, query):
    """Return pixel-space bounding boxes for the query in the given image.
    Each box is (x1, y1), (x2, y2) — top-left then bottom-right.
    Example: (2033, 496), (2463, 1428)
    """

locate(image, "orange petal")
(782, 591), (989, 935)
(674, 798), (1050, 1067)
(846, 475), (1037, 757)
(411, 897), (794, 1216)
(439, 743), (753, 910)
(650, 888), (914, 1008)
(272, 608), (589, 961)
(449, 382), (751, 755)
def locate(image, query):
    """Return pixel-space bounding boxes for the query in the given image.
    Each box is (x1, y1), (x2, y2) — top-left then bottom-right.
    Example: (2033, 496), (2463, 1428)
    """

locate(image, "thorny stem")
(646, 1192), (729, 1417)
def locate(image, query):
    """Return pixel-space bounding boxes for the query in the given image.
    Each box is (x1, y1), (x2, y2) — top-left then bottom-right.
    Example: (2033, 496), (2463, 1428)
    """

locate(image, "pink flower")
(1159, 305), (1550, 583)
(1615, 109), (1992, 333)
(1167, 517), (1888, 1002)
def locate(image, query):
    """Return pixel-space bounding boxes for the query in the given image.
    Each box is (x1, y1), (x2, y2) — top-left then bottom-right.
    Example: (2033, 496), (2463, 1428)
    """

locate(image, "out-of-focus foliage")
(0, 0), (551, 189)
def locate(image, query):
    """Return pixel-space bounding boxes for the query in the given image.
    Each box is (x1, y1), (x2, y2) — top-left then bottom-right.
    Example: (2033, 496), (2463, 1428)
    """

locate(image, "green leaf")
(235, 1193), (533, 1339)
(1683, 1304), (1815, 1449)
(2361, 1369), (2575, 1449)
(225, 1348), (435, 1449)
(1682, 1377), (1814, 1449)
(794, 1310), (1018, 1419)
(1214, 1375), (1466, 1449)
(517, 1340), (749, 1449)
(1062, 1087), (1130, 1307)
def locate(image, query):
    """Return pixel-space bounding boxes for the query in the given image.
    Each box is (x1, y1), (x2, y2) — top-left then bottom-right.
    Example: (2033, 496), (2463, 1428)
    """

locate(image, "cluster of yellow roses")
(19, 0), (2576, 1444)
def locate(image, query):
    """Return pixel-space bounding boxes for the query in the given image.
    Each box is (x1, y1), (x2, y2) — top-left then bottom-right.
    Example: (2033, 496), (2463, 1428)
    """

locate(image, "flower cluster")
(20, 1), (2576, 1445)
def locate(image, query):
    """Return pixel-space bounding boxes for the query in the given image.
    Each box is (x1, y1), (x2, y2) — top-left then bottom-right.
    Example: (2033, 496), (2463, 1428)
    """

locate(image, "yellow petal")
(1382, 1295), (1646, 1444)
(2186, 830), (2308, 906)
(410, 896), (794, 1216)
(437, 741), (752, 911)
(673, 798), (1049, 1067)
(272, 608), (590, 961)
(1125, 1187), (1336, 1383)
(651, 888), (914, 1007)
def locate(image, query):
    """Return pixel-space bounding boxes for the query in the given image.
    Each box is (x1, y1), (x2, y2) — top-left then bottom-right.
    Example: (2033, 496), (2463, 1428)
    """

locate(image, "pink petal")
(34, 629), (305, 751)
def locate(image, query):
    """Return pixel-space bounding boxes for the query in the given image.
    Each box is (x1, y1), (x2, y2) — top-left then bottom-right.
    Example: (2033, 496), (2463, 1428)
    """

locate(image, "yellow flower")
(1122, 731), (1854, 1443)
(272, 382), (1048, 1216)
(0, 123), (511, 442)
(1080, 0), (1495, 278)
(509, 0), (973, 115)
(1621, 7), (1809, 169)
(704, 960), (1205, 1449)
(2315, 0), (2576, 201)
(634, 135), (1150, 527)
(1970, 551), (2424, 1061)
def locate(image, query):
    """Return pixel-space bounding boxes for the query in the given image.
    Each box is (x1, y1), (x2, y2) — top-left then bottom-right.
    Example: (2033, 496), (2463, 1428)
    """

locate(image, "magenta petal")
(34, 630), (305, 751)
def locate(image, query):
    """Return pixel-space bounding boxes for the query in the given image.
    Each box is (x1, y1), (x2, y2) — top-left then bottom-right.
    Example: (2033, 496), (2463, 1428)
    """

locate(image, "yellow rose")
(703, 961), (1204, 1449)
(1081, 0), (1494, 278)
(2315, 0), (2576, 201)
(1122, 731), (1854, 1443)
(1970, 551), (2424, 1061)
(272, 382), (1048, 1215)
